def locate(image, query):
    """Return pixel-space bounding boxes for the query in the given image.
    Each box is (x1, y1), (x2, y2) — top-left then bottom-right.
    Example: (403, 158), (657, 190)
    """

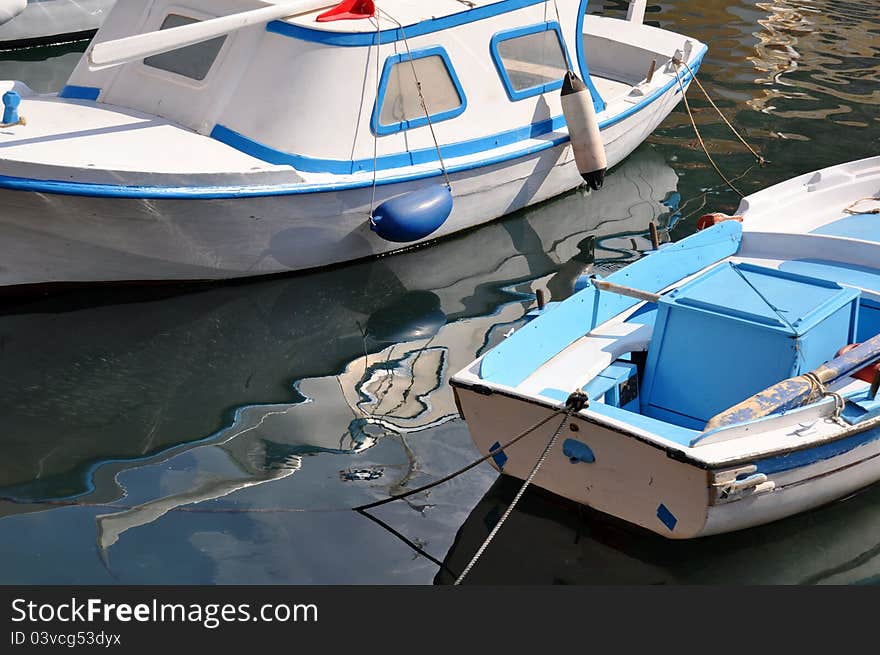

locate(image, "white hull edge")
(453, 385), (880, 539)
(0, 78), (684, 288)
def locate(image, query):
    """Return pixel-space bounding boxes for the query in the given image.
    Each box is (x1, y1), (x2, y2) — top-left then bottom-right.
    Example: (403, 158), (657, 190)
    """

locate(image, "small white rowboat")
(452, 156), (880, 538)
(0, 0), (704, 288)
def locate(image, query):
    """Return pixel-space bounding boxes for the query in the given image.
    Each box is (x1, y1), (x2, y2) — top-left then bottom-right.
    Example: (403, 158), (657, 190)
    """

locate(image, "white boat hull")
(453, 385), (880, 539)
(0, 79), (685, 288)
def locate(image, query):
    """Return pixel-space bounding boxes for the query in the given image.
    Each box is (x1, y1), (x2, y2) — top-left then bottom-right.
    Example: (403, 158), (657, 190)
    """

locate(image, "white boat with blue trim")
(0, 0), (705, 288)
(452, 156), (880, 538)
(0, 0), (114, 49)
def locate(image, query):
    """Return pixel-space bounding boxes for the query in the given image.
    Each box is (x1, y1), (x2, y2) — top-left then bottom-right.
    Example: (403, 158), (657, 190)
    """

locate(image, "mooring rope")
(454, 391), (588, 585)
(678, 58), (765, 166)
(843, 196), (880, 215)
(672, 57), (764, 199)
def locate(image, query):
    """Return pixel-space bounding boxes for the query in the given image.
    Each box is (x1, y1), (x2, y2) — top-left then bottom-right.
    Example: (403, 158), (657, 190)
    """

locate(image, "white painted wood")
(626, 0), (647, 25)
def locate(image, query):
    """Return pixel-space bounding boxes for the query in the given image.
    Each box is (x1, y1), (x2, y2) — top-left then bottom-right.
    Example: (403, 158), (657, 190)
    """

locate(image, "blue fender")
(370, 184), (453, 243)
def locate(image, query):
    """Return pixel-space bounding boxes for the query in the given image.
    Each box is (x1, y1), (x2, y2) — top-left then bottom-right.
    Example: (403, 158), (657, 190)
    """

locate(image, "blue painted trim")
(489, 441), (509, 470)
(574, 0), (605, 114)
(266, 0), (548, 46)
(212, 115), (566, 175)
(489, 22), (571, 102)
(0, 46), (706, 200)
(656, 503), (677, 531)
(371, 46), (467, 136)
(755, 424), (880, 475)
(206, 44), (704, 174)
(58, 85), (101, 101)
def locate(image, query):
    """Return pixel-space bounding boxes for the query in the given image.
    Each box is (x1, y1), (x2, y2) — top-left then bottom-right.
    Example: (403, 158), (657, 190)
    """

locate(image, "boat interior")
(470, 195), (880, 449)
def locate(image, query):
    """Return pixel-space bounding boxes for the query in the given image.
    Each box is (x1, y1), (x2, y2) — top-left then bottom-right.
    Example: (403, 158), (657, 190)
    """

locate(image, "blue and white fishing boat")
(0, 0), (114, 49)
(452, 156), (880, 538)
(0, 0), (705, 288)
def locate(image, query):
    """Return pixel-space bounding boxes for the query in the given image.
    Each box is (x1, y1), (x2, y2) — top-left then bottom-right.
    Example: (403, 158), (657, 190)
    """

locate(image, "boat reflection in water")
(0, 147), (681, 551)
(437, 475), (880, 585)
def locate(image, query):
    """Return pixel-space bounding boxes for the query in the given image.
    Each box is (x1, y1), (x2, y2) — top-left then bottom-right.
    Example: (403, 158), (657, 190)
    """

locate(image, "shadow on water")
(0, 146), (679, 582)
(436, 475), (880, 585)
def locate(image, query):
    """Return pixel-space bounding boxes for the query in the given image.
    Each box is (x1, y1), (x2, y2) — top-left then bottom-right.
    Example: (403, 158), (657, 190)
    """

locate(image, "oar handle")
(591, 278), (661, 304)
(814, 331), (880, 384)
(88, 0), (337, 70)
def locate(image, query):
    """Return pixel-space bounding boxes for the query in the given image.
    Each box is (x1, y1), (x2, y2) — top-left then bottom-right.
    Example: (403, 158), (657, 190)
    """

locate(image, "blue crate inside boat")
(640, 261), (861, 429)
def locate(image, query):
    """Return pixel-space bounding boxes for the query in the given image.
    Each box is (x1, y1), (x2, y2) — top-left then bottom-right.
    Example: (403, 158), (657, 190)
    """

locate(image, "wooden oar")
(704, 331), (880, 431)
(88, 0), (338, 70)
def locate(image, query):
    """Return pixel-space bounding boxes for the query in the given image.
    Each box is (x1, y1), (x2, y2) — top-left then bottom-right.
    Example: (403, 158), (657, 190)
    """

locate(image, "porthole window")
(490, 22), (570, 101)
(143, 14), (227, 81)
(372, 47), (467, 135)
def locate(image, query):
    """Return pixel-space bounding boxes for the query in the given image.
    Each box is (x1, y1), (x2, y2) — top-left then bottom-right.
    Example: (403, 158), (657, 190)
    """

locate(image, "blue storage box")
(582, 361), (639, 412)
(641, 262), (861, 429)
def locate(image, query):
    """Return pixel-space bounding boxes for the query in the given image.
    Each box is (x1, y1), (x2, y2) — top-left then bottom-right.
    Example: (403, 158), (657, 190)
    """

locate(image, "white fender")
(0, 0), (26, 26)
(560, 71), (607, 191)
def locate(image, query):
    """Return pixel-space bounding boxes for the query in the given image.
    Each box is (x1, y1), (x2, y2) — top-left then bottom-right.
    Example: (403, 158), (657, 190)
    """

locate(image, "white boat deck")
(0, 91), (291, 182)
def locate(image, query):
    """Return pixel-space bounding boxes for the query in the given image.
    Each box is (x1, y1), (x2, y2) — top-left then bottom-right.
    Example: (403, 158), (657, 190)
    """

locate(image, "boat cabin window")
(373, 47), (466, 135)
(490, 22), (569, 101)
(143, 14), (227, 82)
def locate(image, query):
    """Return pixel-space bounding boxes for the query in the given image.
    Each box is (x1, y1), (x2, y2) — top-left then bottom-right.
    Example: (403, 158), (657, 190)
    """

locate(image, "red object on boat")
(836, 343), (880, 383)
(696, 213), (744, 231)
(316, 0), (375, 22)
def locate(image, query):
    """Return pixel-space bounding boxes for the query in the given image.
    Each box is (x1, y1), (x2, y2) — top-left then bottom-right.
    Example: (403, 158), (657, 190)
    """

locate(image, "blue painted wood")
(58, 85), (101, 101)
(479, 221), (744, 387)
(589, 402), (700, 446)
(755, 424), (880, 475)
(563, 438), (595, 463)
(811, 213), (880, 242)
(641, 261), (860, 427)
(779, 259), (880, 294)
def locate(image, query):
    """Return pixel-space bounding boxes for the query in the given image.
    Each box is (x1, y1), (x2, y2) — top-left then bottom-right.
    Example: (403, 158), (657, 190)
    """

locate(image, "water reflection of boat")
(0, 146), (680, 544)
(436, 475), (880, 584)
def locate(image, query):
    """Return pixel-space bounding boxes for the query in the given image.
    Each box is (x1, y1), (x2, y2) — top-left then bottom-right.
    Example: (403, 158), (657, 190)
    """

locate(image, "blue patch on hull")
(657, 503), (677, 531)
(490, 441), (508, 470)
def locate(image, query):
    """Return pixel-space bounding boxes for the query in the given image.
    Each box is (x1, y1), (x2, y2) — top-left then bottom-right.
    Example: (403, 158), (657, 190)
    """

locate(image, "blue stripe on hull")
(755, 425), (880, 475)
(0, 47), (705, 199)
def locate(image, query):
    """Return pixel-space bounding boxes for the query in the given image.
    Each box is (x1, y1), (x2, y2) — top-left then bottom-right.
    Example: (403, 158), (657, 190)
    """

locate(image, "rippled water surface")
(0, 0), (879, 584)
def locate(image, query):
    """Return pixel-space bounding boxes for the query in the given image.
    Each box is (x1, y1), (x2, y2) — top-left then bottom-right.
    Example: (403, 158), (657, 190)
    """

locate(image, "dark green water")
(0, 0), (878, 584)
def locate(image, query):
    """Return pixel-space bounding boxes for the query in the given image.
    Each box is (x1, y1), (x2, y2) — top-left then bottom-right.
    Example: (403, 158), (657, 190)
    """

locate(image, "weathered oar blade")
(704, 331), (880, 432)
